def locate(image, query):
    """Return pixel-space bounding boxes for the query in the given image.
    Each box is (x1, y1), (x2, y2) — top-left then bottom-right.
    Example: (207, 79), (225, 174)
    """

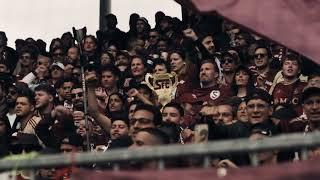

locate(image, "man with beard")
(233, 31), (255, 65)
(220, 51), (240, 86)
(71, 85), (84, 111)
(34, 83), (76, 149)
(183, 28), (216, 58)
(182, 28), (221, 74)
(251, 44), (278, 92)
(5, 84), (20, 128)
(70, 85), (97, 144)
(177, 59), (231, 120)
(13, 92), (42, 138)
(34, 84), (56, 115)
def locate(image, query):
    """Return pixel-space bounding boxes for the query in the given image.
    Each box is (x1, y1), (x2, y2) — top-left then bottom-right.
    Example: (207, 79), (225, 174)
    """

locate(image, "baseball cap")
(84, 61), (99, 72)
(251, 123), (273, 137)
(246, 88), (272, 104)
(301, 87), (320, 103)
(10, 133), (42, 153)
(137, 17), (149, 25)
(271, 106), (298, 121)
(60, 133), (84, 147)
(51, 62), (65, 70)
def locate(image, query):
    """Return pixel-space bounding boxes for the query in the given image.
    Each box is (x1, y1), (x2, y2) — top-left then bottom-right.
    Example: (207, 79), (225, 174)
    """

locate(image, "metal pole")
(80, 56), (91, 151)
(157, 159), (165, 171)
(203, 156), (210, 168)
(74, 33), (91, 151)
(1, 132), (320, 171)
(100, 0), (111, 30)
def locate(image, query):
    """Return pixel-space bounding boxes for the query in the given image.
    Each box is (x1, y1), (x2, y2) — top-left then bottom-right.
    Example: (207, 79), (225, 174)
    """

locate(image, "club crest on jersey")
(210, 90), (220, 100)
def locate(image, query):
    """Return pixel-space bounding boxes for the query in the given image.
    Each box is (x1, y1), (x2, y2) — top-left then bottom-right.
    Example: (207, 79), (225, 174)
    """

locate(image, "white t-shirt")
(6, 112), (16, 127)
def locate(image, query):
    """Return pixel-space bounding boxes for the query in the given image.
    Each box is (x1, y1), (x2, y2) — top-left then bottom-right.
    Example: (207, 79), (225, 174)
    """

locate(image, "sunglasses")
(71, 92), (83, 99)
(53, 53), (64, 57)
(20, 55), (31, 60)
(221, 58), (234, 64)
(254, 53), (267, 59)
(8, 90), (17, 95)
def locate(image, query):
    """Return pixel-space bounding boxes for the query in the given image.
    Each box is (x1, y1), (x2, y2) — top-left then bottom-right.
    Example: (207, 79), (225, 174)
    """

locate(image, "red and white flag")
(177, 0), (320, 64)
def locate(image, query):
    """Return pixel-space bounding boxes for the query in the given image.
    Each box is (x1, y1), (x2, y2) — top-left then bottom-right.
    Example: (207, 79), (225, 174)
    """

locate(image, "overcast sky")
(0, 0), (181, 48)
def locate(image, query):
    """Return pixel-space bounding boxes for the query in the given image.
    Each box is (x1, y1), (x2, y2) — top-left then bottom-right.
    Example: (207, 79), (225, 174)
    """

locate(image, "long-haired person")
(231, 65), (255, 100)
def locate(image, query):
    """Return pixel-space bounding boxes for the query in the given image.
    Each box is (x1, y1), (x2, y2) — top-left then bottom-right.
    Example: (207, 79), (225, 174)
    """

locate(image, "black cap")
(60, 133), (84, 147)
(11, 133), (40, 146)
(302, 87), (320, 103)
(251, 123), (273, 137)
(10, 133), (42, 153)
(108, 135), (133, 150)
(246, 88), (272, 104)
(84, 61), (99, 72)
(272, 106), (298, 121)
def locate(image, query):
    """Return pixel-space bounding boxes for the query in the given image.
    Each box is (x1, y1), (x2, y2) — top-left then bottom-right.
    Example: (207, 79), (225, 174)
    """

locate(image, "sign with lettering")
(145, 72), (178, 106)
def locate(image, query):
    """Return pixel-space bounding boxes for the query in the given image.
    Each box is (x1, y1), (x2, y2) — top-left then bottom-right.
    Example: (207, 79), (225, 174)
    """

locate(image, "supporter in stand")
(251, 43), (278, 91)
(271, 52), (307, 115)
(99, 50), (114, 66)
(169, 49), (199, 97)
(13, 47), (37, 79)
(82, 35), (100, 64)
(0, 9), (319, 173)
(230, 65), (255, 100)
(0, 31), (18, 73)
(50, 46), (66, 63)
(66, 46), (80, 66)
(219, 50), (240, 86)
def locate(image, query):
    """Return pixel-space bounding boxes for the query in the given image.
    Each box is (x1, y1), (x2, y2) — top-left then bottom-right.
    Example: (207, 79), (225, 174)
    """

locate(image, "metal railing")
(1, 132), (320, 171)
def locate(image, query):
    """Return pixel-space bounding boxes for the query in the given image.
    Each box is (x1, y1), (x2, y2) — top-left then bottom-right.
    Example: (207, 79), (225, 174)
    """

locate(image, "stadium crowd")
(0, 9), (319, 179)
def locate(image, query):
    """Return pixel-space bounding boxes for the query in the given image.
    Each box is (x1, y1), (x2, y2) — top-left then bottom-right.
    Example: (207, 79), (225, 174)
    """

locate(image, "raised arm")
(86, 72), (112, 132)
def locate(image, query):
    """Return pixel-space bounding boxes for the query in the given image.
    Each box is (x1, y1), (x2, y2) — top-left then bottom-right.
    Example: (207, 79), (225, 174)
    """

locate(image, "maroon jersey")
(177, 84), (231, 112)
(272, 80), (307, 115)
(175, 64), (200, 98)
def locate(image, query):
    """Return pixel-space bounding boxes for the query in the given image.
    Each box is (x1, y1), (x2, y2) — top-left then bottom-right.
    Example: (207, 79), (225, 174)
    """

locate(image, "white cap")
(51, 62), (65, 70)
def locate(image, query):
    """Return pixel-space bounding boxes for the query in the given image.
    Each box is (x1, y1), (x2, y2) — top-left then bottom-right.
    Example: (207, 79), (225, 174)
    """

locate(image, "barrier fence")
(1, 131), (320, 172)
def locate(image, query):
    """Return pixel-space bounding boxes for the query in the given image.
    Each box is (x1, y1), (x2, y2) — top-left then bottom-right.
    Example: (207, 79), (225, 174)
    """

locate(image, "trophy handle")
(145, 73), (155, 91)
(170, 72), (179, 87)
